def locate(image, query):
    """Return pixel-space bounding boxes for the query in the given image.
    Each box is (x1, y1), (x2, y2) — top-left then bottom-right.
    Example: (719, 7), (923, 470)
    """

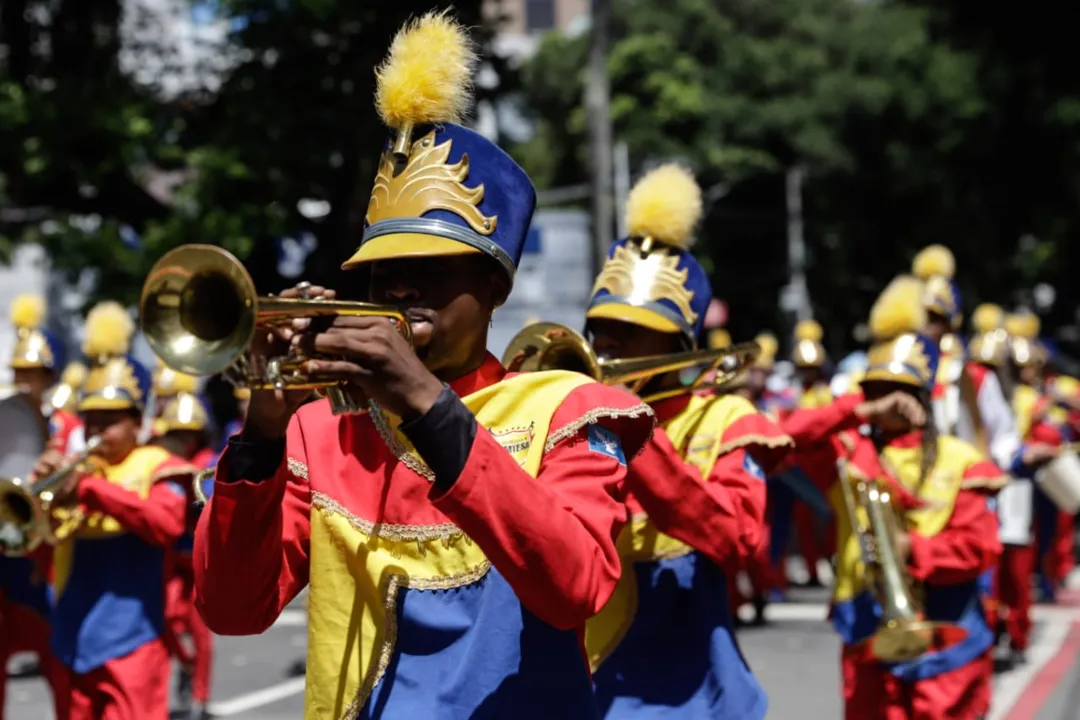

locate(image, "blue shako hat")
(586, 165), (711, 347)
(341, 11), (536, 286)
(912, 244), (963, 329)
(77, 302), (151, 413)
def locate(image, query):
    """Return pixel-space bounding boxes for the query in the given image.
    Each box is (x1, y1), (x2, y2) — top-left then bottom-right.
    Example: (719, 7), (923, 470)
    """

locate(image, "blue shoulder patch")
(587, 425), (626, 466)
(743, 453), (766, 482)
(164, 480), (187, 498)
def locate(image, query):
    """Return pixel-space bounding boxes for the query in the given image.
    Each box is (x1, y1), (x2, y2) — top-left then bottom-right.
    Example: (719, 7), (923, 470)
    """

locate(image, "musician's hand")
(1022, 443), (1060, 468)
(304, 315), (444, 420)
(856, 391), (927, 429)
(243, 283), (332, 439)
(32, 448), (66, 480)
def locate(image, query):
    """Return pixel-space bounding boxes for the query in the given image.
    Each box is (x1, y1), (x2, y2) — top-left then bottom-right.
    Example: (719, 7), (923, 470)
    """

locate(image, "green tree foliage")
(0, 0), (488, 308)
(517, 0), (1078, 357)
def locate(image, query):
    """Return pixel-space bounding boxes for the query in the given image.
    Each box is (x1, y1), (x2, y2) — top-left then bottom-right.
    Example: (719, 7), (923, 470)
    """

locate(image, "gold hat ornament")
(753, 333), (778, 371)
(968, 303), (1008, 367)
(153, 359), (199, 400)
(78, 302), (151, 413)
(864, 276), (939, 390)
(912, 245), (962, 328)
(792, 319), (826, 368)
(10, 293), (61, 371)
(153, 391), (209, 435)
(1005, 311), (1045, 368)
(708, 328), (732, 351)
(47, 362), (88, 413)
(586, 164), (711, 344)
(341, 12), (536, 285)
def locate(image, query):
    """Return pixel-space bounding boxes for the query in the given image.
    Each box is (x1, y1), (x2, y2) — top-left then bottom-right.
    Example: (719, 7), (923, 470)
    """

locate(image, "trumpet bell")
(501, 322), (601, 378)
(140, 244), (258, 377)
(0, 477), (50, 555)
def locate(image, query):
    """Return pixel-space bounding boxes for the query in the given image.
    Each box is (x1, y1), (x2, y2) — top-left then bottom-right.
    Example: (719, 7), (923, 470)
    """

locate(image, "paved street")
(6, 586), (1080, 719)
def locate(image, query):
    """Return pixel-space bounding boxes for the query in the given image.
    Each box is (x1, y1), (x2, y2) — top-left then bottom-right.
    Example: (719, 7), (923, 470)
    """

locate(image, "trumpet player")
(193, 12), (653, 719)
(33, 301), (193, 720)
(582, 164), (793, 718)
(0, 293), (70, 719)
(798, 277), (1006, 719)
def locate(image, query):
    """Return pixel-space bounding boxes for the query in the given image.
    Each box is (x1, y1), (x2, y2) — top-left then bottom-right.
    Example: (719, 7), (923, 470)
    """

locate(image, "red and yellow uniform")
(50, 301), (191, 720)
(197, 357), (651, 717)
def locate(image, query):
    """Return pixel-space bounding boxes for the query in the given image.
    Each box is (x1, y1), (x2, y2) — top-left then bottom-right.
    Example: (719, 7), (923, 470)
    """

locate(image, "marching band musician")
(789, 319), (835, 588)
(581, 165), (792, 718)
(32, 301), (193, 720)
(154, 388), (215, 720)
(0, 293), (70, 719)
(193, 12), (653, 719)
(1005, 311), (1071, 600)
(968, 305), (1047, 661)
(800, 276), (1006, 720)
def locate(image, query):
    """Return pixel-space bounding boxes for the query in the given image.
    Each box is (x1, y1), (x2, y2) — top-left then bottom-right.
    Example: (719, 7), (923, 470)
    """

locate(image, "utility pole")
(585, 0), (614, 277)
(783, 165), (812, 323)
(613, 141), (630, 239)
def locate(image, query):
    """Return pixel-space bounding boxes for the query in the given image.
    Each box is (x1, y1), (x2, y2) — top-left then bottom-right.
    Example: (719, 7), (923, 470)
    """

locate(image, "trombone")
(501, 322), (759, 403)
(836, 458), (966, 662)
(139, 244), (413, 414)
(0, 437), (102, 556)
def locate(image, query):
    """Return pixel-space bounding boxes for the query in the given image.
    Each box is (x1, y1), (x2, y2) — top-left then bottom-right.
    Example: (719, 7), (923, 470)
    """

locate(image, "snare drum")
(997, 478), (1033, 546)
(1035, 452), (1080, 514)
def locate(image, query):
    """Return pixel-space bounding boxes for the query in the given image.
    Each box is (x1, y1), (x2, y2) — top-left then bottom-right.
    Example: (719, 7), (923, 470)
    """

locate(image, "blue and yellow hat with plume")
(864, 276), (940, 390)
(153, 391), (210, 436)
(9, 293), (64, 372)
(341, 11), (535, 285)
(912, 244), (962, 328)
(78, 302), (151, 413)
(1005, 310), (1046, 368)
(586, 164), (710, 346)
(792, 319), (826, 368)
(968, 303), (1008, 367)
(153, 359), (199, 402)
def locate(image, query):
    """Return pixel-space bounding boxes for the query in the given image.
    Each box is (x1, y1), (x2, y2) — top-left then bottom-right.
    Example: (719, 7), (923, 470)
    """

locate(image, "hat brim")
(341, 233), (481, 270)
(78, 396), (139, 413)
(585, 303), (682, 335)
(860, 369), (925, 389)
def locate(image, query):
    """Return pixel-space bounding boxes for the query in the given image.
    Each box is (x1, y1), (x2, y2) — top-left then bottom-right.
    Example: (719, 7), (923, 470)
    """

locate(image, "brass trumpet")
(836, 458), (966, 662)
(501, 322), (759, 403)
(0, 436), (102, 556)
(140, 244), (413, 413)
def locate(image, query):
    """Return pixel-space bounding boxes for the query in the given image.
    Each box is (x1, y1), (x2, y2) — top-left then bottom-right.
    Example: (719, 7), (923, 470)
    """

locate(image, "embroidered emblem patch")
(491, 422), (535, 467)
(743, 453), (766, 481)
(587, 425), (626, 466)
(686, 435), (717, 466)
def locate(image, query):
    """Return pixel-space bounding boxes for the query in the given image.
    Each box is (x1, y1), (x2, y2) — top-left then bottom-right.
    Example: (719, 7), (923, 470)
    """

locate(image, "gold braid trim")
(368, 401), (436, 482)
(543, 403), (655, 455)
(150, 463), (199, 483)
(342, 562), (493, 719)
(713, 433), (794, 459)
(311, 490), (464, 544)
(287, 457), (309, 481)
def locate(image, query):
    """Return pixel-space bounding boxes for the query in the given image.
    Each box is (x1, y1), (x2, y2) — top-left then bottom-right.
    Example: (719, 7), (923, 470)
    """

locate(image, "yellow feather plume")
(10, 293), (46, 330)
(971, 303), (1004, 334)
(869, 276), (928, 341)
(626, 164), (703, 249)
(60, 362), (88, 388)
(1005, 312), (1040, 339)
(82, 301), (134, 359)
(375, 10), (477, 129)
(794, 319), (824, 343)
(708, 328), (732, 350)
(912, 244), (956, 280)
(754, 333), (779, 359)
